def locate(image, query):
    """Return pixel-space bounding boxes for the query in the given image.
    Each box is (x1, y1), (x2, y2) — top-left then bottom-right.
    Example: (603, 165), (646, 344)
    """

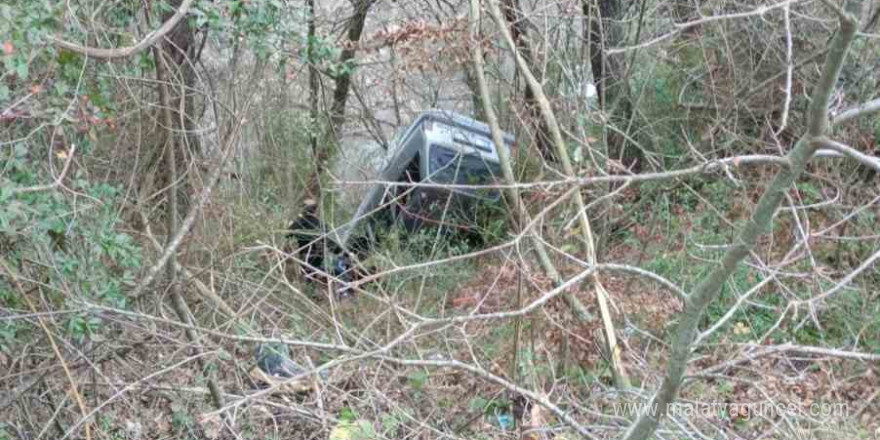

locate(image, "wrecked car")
(341, 109), (514, 242)
(287, 110), (515, 290)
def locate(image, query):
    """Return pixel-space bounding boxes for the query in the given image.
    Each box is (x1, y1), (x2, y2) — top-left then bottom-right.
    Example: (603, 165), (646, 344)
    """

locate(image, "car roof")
(406, 109), (516, 148)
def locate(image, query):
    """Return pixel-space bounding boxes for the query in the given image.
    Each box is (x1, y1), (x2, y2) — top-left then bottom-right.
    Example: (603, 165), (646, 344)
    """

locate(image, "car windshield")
(427, 145), (501, 198)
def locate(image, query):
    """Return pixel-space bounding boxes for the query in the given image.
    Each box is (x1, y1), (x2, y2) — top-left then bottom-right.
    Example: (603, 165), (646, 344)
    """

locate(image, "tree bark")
(463, 63), (487, 122)
(161, 0), (201, 151)
(584, 0), (641, 174)
(328, 0), (375, 134)
(500, 0), (555, 162)
(307, 0), (376, 199)
(308, 0), (319, 158)
(141, 0), (202, 213)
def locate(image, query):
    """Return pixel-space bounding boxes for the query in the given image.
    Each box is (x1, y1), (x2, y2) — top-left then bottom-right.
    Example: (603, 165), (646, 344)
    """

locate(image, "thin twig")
(50, 0), (195, 60)
(608, 0), (801, 54)
(130, 104), (249, 299)
(10, 144), (78, 195)
(816, 137), (880, 172)
(0, 258), (93, 440)
(832, 97), (880, 125)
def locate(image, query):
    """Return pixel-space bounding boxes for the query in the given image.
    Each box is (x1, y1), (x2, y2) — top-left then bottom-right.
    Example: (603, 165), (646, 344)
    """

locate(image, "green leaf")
(406, 370), (428, 390)
(228, 0), (241, 15)
(338, 407), (357, 422)
(14, 57), (27, 78)
(13, 143), (27, 159)
(468, 396), (488, 412)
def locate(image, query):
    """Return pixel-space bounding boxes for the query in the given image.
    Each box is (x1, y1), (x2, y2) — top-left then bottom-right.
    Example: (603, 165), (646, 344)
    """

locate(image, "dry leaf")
(248, 367), (313, 393)
(2, 41), (12, 56)
(529, 402), (546, 427)
(700, 128), (714, 142)
(154, 412), (170, 433)
(329, 420), (373, 440)
(198, 413), (223, 439)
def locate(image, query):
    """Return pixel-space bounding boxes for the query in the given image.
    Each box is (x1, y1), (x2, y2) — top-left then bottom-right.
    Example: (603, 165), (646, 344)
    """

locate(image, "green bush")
(1, 146), (142, 344)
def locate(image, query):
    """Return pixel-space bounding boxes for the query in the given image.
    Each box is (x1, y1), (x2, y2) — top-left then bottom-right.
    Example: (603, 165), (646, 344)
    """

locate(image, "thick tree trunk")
(500, 0), (556, 162)
(328, 0), (375, 134)
(160, 0), (201, 154)
(144, 0), (202, 213)
(584, 0), (641, 174)
(307, 0), (375, 199)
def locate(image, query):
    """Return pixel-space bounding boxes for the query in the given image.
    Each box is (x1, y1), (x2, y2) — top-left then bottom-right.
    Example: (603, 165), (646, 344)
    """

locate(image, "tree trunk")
(307, 0), (375, 199)
(463, 63), (487, 122)
(144, 0), (202, 213)
(487, 0), (631, 389)
(308, 0), (319, 157)
(155, 41), (228, 420)
(584, 0), (641, 174)
(500, 0), (556, 162)
(161, 0), (199, 139)
(328, 0), (375, 134)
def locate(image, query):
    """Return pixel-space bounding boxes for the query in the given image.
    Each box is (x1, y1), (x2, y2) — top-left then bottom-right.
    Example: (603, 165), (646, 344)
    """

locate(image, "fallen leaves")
(248, 366), (315, 394)
(329, 419), (374, 440)
(525, 403), (548, 440)
(197, 413), (223, 439)
(733, 321), (750, 335)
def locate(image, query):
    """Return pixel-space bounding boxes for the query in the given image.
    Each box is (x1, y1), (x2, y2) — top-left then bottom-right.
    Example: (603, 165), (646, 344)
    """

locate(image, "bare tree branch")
(467, 0), (598, 333)
(485, 0), (630, 388)
(760, 343), (880, 362)
(801, 245), (880, 305)
(10, 144), (77, 195)
(695, 343), (880, 378)
(608, 0), (801, 54)
(50, 0), (195, 60)
(340, 151), (853, 192)
(622, 1), (863, 438)
(816, 137), (880, 172)
(832, 97), (880, 125)
(154, 47), (228, 418)
(130, 105), (248, 299)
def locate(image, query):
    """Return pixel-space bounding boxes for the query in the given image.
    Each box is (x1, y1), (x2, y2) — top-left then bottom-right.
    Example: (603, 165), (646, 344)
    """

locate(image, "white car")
(339, 109), (515, 246)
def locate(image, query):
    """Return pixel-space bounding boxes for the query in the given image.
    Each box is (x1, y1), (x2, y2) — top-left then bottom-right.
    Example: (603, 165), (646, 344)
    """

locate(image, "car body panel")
(339, 110), (514, 246)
